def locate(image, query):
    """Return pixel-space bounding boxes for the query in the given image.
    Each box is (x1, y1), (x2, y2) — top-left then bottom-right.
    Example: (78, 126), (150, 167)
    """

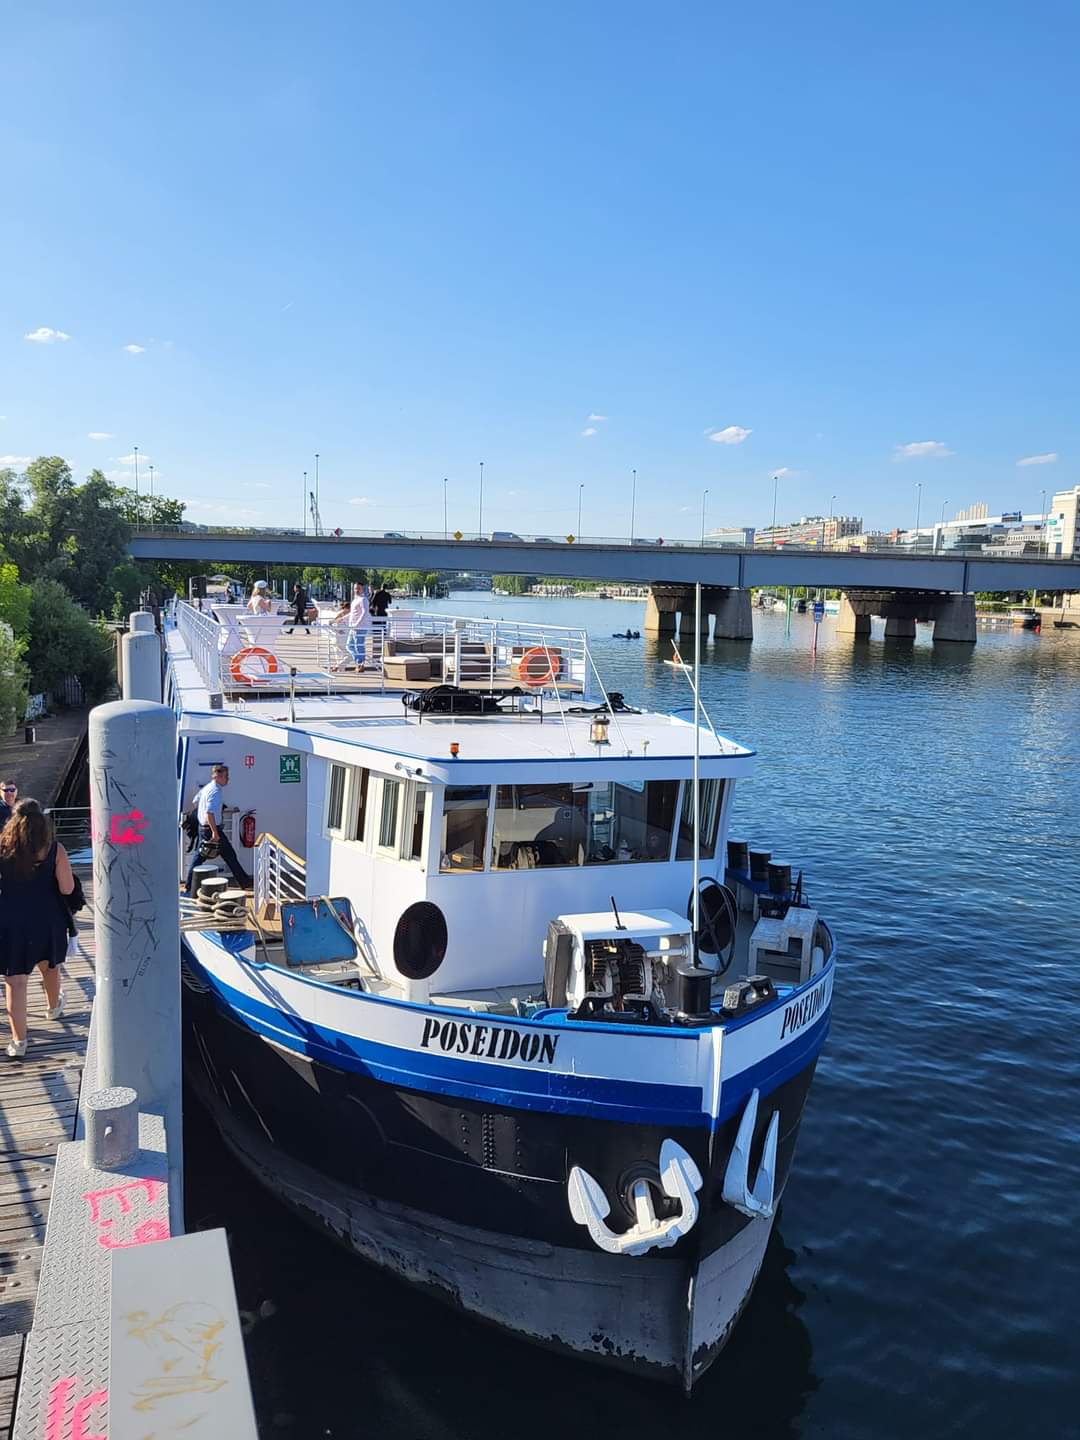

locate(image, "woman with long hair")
(0, 798), (74, 1058)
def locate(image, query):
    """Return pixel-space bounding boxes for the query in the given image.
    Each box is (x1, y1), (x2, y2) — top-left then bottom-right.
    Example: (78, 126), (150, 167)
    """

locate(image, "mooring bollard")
(84, 1085), (140, 1170)
(90, 699), (183, 1228)
(122, 613), (162, 703)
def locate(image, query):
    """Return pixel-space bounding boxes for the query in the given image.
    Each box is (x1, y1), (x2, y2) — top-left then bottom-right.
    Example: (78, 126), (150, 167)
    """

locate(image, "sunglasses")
(1, 787), (15, 794)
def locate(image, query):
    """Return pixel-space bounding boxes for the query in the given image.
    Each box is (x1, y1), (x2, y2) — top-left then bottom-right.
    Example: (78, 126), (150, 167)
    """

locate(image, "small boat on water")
(167, 599), (835, 1391)
(1009, 606), (1041, 629)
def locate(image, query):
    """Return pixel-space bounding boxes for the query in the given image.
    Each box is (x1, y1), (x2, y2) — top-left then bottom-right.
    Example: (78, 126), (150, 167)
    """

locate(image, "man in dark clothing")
(285, 582), (312, 635)
(369, 585), (392, 660)
(369, 586), (392, 619)
(0, 781), (16, 831)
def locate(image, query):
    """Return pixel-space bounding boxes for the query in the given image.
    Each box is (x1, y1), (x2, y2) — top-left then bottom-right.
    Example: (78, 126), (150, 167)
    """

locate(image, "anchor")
(721, 1087), (779, 1218)
(567, 1139), (703, 1257)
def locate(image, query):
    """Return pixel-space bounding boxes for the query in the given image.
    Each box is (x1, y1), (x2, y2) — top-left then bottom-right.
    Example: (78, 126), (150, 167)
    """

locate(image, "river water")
(185, 595), (1080, 1438)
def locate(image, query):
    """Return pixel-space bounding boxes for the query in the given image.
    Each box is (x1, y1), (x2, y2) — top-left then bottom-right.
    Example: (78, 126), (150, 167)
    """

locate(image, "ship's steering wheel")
(687, 879), (738, 976)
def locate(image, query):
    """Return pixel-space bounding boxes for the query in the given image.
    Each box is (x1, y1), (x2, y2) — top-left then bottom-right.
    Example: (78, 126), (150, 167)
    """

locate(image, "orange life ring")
(516, 646), (559, 686)
(229, 646), (280, 685)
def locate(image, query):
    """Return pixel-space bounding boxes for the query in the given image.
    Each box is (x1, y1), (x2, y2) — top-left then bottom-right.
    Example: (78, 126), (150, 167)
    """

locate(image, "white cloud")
(123, 343), (146, 354)
(117, 452), (151, 466)
(24, 326), (70, 344)
(771, 466), (793, 478)
(894, 440), (953, 459)
(1017, 452), (1057, 467)
(245, 482), (271, 490)
(87, 431), (113, 440)
(0, 455), (32, 468)
(581, 426), (598, 437)
(586, 412), (608, 422)
(348, 496), (372, 506)
(705, 425), (752, 445)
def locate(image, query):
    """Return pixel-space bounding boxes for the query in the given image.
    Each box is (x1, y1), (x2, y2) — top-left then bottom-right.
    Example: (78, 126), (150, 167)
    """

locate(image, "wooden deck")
(0, 877), (94, 1440)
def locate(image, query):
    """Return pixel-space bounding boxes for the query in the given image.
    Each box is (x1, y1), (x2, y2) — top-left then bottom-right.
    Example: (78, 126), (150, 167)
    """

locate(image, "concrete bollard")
(122, 629), (163, 702)
(90, 699), (183, 1228)
(84, 1085), (140, 1170)
(129, 611), (156, 634)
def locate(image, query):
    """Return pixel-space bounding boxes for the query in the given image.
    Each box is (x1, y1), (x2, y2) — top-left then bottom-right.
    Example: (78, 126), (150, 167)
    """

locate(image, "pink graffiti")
(109, 808), (148, 845)
(43, 1377), (107, 1440)
(81, 1177), (170, 1251)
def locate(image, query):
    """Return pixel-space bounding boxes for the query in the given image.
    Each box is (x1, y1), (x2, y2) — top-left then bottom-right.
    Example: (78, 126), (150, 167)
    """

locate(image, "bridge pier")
(837, 595), (871, 637)
(928, 594), (976, 643)
(646, 586), (753, 641)
(644, 589), (678, 636)
(838, 591), (977, 643)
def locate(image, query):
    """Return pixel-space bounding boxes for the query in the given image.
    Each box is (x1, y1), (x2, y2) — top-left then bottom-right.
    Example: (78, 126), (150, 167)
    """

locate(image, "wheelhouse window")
(675, 779), (725, 860)
(583, 779), (679, 864)
(409, 788), (427, 862)
(491, 783), (588, 869)
(352, 768), (370, 842)
(440, 786), (490, 872)
(326, 763), (348, 835)
(378, 778), (402, 850)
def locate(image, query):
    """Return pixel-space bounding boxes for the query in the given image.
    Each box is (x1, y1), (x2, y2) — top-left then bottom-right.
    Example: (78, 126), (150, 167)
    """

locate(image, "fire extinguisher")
(240, 810), (257, 848)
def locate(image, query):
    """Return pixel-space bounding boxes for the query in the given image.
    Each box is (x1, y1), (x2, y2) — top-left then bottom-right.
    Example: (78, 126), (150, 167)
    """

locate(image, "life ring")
(516, 646), (559, 686)
(229, 646), (280, 685)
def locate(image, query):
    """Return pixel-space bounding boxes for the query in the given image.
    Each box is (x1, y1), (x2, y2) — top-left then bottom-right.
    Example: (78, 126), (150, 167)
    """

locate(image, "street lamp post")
(937, 498), (948, 553)
(133, 445), (140, 532)
(915, 481), (922, 538)
(771, 473), (779, 530)
(630, 469), (637, 545)
(700, 488), (709, 546)
(148, 464), (155, 523)
(443, 478), (448, 540)
(577, 483), (584, 540)
(303, 471), (307, 533)
(1040, 488), (1047, 554)
(478, 461), (484, 538)
(314, 453), (320, 532)
(823, 494), (836, 550)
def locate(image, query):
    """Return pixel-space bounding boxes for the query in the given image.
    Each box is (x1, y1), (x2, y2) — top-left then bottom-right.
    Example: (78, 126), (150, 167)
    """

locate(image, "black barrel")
(749, 848), (771, 881)
(727, 839), (749, 873)
(768, 861), (792, 895)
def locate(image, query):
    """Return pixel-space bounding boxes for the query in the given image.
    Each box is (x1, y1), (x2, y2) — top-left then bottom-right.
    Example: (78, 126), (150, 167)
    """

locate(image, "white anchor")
(567, 1139), (703, 1257)
(721, 1087), (779, 1218)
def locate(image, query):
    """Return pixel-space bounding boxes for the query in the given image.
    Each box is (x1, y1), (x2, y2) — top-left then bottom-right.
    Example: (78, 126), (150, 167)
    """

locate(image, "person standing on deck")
(0, 799), (72, 1058)
(184, 764), (252, 893)
(247, 580), (273, 615)
(333, 582), (371, 671)
(0, 781), (16, 830)
(369, 582), (392, 657)
(285, 582), (311, 635)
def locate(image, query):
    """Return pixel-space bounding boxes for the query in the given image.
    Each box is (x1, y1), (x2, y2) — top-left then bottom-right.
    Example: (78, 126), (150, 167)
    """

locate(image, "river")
(184, 594), (1080, 1438)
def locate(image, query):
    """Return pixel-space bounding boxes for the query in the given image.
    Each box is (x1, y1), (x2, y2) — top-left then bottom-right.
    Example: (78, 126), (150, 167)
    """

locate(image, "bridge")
(129, 528), (1080, 645)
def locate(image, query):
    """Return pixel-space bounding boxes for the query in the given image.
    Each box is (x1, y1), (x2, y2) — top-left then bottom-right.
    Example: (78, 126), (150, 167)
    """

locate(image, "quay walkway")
(0, 870), (95, 1440)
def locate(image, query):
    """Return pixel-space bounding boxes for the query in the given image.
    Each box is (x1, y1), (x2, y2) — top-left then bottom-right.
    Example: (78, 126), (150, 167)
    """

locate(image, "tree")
(25, 579), (115, 703)
(0, 624), (27, 736)
(0, 563), (32, 641)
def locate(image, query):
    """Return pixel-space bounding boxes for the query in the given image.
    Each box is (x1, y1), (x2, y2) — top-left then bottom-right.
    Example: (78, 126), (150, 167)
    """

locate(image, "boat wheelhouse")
(168, 596), (835, 1391)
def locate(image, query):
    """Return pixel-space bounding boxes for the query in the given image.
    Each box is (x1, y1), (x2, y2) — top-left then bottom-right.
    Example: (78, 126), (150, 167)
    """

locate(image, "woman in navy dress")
(0, 799), (73, 1058)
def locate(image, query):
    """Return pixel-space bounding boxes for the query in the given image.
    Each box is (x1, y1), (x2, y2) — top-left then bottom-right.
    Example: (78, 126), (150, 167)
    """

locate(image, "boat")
(1009, 606), (1041, 629)
(166, 598), (836, 1392)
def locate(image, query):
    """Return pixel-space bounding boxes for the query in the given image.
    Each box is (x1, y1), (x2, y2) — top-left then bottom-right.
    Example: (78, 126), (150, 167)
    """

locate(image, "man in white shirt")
(184, 763), (251, 892)
(333, 582), (371, 670)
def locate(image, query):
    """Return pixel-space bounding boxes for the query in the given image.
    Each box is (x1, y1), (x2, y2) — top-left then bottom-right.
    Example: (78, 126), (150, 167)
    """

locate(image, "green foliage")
(492, 574), (537, 595)
(0, 563), (32, 641)
(25, 579), (115, 703)
(0, 624), (28, 736)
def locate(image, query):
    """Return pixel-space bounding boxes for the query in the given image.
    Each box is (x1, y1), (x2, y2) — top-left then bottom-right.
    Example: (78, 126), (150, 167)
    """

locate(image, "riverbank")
(0, 708), (87, 807)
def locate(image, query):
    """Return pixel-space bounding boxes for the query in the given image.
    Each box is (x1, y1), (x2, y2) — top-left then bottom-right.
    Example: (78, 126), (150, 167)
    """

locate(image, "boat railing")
(175, 599), (224, 692)
(171, 601), (591, 698)
(45, 806), (93, 861)
(253, 830), (307, 928)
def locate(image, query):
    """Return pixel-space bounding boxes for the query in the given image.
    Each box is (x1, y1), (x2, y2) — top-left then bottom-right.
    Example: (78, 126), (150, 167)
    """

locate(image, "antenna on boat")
(610, 895), (626, 930)
(692, 581), (701, 957)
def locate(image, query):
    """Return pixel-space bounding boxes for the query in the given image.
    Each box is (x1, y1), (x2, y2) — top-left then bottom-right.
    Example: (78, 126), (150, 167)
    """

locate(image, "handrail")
(254, 830), (305, 870)
(254, 830), (307, 922)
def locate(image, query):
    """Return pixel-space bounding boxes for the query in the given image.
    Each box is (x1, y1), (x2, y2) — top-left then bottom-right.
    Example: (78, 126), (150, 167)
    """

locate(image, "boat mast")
(692, 581), (701, 951)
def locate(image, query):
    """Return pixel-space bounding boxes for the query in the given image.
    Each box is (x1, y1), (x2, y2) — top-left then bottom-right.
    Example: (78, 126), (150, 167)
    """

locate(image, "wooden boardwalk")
(0, 878), (95, 1440)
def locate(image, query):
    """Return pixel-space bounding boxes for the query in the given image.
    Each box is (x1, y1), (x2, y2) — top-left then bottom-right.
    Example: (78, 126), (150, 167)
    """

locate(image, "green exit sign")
(279, 753), (302, 784)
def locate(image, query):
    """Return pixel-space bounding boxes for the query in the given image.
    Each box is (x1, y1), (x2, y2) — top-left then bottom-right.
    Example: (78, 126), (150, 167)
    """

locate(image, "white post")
(122, 614), (162, 702)
(90, 699), (183, 1230)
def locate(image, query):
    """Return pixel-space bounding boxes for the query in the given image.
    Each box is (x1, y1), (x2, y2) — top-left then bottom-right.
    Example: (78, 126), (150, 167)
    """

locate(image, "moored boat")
(167, 598), (836, 1391)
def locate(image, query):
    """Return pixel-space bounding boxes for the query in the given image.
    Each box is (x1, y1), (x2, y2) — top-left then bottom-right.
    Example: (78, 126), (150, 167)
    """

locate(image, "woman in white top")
(333, 582), (370, 670)
(247, 581), (273, 615)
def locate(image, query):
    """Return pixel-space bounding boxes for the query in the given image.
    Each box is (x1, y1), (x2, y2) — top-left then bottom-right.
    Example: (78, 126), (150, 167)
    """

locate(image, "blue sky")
(1, 1), (1076, 539)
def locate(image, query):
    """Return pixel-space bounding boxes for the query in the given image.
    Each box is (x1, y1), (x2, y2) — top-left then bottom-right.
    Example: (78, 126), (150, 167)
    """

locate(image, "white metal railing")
(45, 806), (93, 856)
(254, 831), (307, 919)
(175, 600), (223, 692)
(172, 602), (591, 698)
